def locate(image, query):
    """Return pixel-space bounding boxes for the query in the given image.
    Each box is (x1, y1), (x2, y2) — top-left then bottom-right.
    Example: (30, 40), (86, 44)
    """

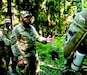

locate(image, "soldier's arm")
(31, 25), (47, 43)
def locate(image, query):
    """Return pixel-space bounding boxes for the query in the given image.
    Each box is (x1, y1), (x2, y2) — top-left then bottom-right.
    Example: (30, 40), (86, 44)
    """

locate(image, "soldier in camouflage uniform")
(3, 19), (13, 71)
(61, 9), (87, 75)
(0, 31), (7, 75)
(0, 19), (12, 75)
(11, 11), (53, 75)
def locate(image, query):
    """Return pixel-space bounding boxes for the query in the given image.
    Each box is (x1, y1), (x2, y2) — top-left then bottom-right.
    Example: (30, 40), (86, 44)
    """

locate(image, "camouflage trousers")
(0, 57), (7, 75)
(16, 54), (40, 75)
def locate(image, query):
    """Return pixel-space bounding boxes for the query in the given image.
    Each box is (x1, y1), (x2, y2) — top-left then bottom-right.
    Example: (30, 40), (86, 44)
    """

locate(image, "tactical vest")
(63, 9), (87, 58)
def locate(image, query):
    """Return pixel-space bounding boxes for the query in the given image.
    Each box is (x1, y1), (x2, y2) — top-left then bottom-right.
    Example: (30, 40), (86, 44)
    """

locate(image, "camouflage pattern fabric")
(2, 29), (12, 46)
(63, 9), (87, 58)
(63, 9), (87, 74)
(2, 28), (13, 73)
(0, 30), (9, 75)
(11, 23), (40, 75)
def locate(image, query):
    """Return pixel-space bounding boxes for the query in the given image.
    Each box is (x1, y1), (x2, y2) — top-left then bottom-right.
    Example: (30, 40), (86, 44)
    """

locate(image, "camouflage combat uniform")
(2, 27), (13, 70)
(0, 31), (8, 75)
(63, 9), (87, 74)
(11, 23), (40, 75)
(0, 18), (13, 74)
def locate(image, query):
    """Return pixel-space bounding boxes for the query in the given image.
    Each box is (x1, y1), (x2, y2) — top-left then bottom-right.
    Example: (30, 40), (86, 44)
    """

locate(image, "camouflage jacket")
(0, 28), (12, 57)
(11, 23), (39, 58)
(2, 28), (12, 46)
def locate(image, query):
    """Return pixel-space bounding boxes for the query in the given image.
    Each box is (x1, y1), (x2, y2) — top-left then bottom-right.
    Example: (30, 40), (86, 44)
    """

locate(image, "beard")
(22, 20), (30, 28)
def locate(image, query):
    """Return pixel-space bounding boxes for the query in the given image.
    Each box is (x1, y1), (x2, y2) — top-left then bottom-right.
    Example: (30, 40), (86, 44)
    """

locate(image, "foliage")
(36, 36), (65, 75)
(1, 0), (87, 74)
(1, 0), (87, 35)
(77, 0), (82, 12)
(82, 0), (87, 9)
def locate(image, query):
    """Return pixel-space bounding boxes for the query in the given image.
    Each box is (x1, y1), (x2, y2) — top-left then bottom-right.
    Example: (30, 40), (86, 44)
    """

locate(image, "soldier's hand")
(18, 59), (25, 67)
(46, 35), (53, 43)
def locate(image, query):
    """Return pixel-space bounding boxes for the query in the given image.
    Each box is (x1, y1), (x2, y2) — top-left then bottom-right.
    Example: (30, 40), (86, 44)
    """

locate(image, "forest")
(0, 0), (86, 36)
(0, 0), (87, 75)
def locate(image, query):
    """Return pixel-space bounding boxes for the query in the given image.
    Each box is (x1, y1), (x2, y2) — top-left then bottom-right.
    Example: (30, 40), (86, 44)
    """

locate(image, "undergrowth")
(36, 36), (65, 75)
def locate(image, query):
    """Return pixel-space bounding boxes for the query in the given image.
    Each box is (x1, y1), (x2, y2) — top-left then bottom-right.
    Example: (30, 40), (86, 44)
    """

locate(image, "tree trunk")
(22, 0), (31, 11)
(15, 0), (20, 12)
(7, 0), (12, 28)
(58, 0), (61, 34)
(0, 0), (2, 24)
(0, 0), (2, 8)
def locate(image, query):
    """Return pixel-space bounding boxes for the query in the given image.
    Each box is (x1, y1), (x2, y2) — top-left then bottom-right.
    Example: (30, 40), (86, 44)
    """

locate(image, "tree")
(77, 0), (82, 12)
(0, 0), (2, 24)
(7, 0), (12, 28)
